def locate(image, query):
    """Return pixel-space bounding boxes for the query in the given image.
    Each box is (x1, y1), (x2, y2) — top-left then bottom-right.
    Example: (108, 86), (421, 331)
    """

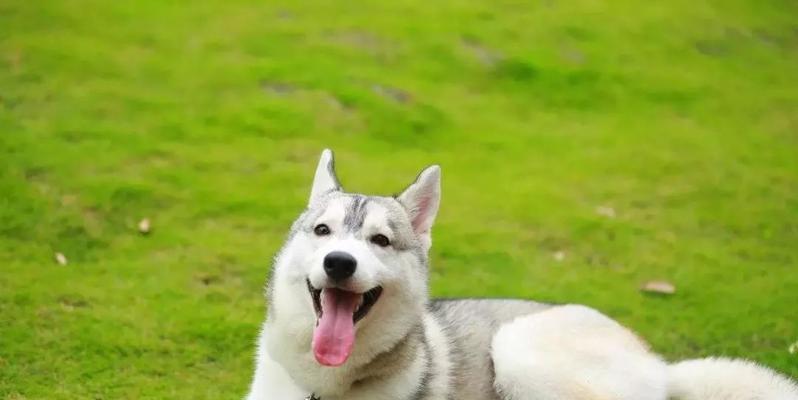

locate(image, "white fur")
(309, 149), (338, 205)
(421, 313), (454, 399)
(396, 165), (441, 252)
(263, 244), (427, 398)
(251, 193), (431, 398)
(491, 305), (668, 400)
(248, 150), (798, 400)
(669, 358), (798, 400)
(249, 322), (427, 400)
(246, 330), (307, 400)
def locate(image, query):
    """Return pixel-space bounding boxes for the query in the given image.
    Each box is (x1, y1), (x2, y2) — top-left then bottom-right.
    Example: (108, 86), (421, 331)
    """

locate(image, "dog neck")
(349, 322), (426, 385)
(268, 316), (431, 399)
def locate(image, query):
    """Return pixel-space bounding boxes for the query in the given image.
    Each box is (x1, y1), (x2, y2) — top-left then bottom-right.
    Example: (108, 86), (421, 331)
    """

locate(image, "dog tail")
(667, 357), (798, 400)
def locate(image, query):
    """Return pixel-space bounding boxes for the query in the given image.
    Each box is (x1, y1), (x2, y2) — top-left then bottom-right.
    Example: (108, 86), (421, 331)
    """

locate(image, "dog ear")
(397, 165), (441, 250)
(309, 149), (341, 205)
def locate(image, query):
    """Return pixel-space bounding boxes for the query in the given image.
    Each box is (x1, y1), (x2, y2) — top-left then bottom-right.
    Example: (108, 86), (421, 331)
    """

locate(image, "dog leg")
(245, 329), (307, 400)
(490, 305), (668, 400)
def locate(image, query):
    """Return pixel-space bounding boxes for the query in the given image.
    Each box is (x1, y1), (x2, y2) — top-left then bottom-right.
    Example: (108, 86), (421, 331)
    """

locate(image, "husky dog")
(246, 150), (798, 400)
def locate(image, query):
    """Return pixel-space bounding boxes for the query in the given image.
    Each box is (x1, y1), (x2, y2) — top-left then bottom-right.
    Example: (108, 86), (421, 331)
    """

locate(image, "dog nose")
(323, 251), (357, 281)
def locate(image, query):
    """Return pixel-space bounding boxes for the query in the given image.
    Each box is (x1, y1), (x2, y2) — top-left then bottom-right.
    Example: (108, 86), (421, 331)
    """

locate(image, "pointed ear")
(308, 149), (341, 205)
(397, 165), (441, 249)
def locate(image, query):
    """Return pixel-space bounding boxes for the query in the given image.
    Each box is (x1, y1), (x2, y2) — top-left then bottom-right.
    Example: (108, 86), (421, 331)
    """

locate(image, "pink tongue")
(312, 288), (360, 366)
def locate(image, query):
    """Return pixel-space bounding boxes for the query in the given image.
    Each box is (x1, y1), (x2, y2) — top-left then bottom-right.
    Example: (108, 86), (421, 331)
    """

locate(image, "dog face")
(267, 150), (440, 367)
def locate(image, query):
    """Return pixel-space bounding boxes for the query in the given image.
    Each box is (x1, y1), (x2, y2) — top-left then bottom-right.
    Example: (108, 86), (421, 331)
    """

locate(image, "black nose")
(323, 251), (357, 281)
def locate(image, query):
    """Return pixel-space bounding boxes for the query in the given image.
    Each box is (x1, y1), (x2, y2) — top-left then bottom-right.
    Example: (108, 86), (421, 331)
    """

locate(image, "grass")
(1, 0), (797, 398)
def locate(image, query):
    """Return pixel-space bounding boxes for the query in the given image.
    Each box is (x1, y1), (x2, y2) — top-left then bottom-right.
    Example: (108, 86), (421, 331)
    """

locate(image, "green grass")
(2, 0), (797, 398)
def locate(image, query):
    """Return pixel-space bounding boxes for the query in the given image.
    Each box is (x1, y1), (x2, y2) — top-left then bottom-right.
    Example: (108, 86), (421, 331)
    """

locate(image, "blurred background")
(1, 0), (797, 398)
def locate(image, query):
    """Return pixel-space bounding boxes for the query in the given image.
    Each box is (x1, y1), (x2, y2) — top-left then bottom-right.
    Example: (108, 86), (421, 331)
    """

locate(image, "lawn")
(1, 0), (797, 398)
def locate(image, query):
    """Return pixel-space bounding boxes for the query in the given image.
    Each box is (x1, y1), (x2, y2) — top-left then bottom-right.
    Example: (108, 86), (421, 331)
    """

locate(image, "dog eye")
(370, 234), (390, 247)
(313, 224), (331, 236)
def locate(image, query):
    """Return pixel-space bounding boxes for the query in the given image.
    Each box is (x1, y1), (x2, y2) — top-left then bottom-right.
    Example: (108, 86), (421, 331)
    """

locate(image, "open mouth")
(306, 279), (383, 324)
(306, 279), (383, 367)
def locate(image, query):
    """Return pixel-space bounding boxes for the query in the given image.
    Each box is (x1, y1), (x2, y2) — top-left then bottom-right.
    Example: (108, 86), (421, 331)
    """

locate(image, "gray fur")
(429, 299), (551, 400)
(343, 195), (369, 232)
(410, 333), (432, 400)
(258, 183), (549, 400)
(251, 152), (549, 400)
(251, 151), (795, 400)
(325, 152), (342, 191)
(351, 323), (425, 388)
(259, 186), (551, 399)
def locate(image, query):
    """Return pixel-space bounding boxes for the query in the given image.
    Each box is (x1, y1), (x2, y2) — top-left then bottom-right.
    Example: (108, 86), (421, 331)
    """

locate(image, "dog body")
(246, 150), (797, 400)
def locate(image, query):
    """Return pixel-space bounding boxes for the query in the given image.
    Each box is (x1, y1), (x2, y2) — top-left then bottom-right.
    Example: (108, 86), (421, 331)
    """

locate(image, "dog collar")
(305, 395), (320, 400)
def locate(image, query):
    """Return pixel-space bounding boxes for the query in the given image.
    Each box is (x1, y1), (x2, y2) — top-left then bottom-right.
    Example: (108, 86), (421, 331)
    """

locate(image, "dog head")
(267, 149), (440, 367)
